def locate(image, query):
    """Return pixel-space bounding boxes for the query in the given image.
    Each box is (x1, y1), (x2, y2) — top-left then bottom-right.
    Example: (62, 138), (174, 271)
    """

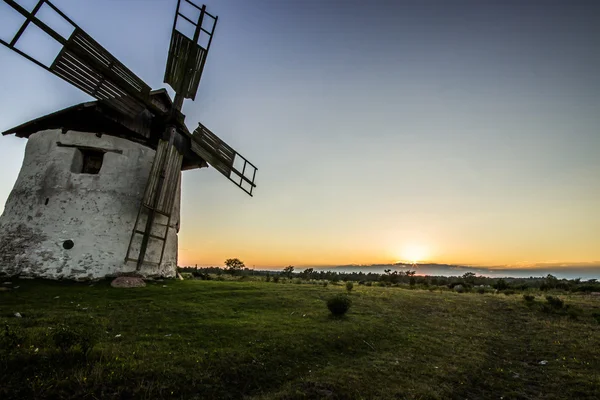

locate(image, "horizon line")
(183, 261), (600, 270)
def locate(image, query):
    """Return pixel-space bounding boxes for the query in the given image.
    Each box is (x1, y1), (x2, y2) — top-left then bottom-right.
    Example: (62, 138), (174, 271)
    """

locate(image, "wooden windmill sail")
(0, 0), (257, 270)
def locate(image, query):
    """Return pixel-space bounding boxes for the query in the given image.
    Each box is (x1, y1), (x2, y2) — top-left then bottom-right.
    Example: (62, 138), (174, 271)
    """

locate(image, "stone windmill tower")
(0, 0), (257, 280)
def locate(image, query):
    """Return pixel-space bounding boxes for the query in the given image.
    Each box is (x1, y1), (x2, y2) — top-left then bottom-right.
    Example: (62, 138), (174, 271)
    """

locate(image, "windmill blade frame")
(192, 122), (258, 196)
(0, 0), (158, 118)
(164, 0), (218, 109)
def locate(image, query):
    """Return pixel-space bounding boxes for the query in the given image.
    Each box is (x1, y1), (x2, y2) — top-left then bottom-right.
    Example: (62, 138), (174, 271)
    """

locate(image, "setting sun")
(400, 244), (430, 264)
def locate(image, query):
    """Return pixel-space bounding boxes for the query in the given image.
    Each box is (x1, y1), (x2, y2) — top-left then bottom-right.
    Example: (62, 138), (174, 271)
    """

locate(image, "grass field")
(1, 279), (599, 399)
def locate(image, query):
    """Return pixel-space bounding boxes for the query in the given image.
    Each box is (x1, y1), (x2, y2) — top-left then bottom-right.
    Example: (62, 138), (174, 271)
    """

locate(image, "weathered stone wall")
(0, 129), (180, 280)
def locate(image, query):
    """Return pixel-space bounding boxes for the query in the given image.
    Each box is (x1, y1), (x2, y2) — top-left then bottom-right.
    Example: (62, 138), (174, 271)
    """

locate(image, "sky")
(0, 0), (599, 273)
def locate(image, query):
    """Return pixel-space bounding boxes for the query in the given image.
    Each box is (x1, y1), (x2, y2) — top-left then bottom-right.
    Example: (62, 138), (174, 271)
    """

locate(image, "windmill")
(0, 0), (257, 279)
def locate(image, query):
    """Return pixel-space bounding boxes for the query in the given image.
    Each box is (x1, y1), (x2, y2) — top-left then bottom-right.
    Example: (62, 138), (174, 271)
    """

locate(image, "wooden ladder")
(125, 136), (182, 270)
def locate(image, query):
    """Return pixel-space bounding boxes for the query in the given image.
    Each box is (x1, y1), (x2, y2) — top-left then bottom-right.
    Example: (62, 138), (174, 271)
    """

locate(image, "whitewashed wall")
(0, 129), (180, 280)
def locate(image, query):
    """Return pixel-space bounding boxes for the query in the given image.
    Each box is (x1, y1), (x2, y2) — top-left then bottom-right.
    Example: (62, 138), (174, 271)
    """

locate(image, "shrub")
(477, 287), (485, 294)
(293, 278), (303, 284)
(523, 294), (535, 303)
(566, 306), (581, 320)
(265, 273), (271, 282)
(0, 324), (24, 355)
(545, 295), (564, 309)
(273, 276), (280, 283)
(52, 325), (80, 353)
(323, 281), (328, 287)
(503, 290), (515, 296)
(365, 281), (372, 287)
(326, 294), (352, 316)
(494, 279), (509, 290)
(345, 282), (354, 292)
(574, 284), (600, 293)
(592, 313), (600, 325)
(52, 323), (99, 354)
(192, 269), (211, 280)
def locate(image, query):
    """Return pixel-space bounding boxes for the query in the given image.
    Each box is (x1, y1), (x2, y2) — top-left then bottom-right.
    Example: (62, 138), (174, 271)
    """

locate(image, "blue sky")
(1, 0), (599, 273)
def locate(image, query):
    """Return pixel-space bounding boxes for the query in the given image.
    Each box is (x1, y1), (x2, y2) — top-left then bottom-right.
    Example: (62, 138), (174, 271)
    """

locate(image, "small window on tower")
(72, 148), (104, 174)
(81, 149), (104, 174)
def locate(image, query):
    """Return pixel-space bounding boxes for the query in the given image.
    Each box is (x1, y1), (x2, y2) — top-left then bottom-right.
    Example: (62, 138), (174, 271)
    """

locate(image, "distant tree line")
(178, 263), (600, 293)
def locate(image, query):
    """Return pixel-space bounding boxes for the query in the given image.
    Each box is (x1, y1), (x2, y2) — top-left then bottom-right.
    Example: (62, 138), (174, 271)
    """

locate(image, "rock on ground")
(111, 276), (146, 288)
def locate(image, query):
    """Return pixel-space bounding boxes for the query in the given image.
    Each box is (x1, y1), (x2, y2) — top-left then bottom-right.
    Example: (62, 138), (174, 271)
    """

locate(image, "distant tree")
(546, 274), (558, 285)
(301, 268), (314, 279)
(462, 272), (476, 285)
(541, 274), (558, 291)
(224, 258), (245, 275)
(390, 271), (400, 284)
(283, 265), (295, 279)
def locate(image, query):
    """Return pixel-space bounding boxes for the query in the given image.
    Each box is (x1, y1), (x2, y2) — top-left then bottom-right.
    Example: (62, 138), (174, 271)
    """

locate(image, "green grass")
(1, 279), (599, 399)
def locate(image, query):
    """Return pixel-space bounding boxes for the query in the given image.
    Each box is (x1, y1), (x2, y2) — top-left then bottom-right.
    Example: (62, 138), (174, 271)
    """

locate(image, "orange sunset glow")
(0, 0), (598, 276)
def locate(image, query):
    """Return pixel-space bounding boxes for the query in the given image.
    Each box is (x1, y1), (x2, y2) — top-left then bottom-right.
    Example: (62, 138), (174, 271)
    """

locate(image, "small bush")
(0, 324), (24, 355)
(52, 325), (81, 353)
(566, 306), (581, 320)
(592, 312), (600, 324)
(477, 287), (485, 294)
(545, 295), (564, 309)
(503, 290), (515, 296)
(326, 294), (352, 316)
(265, 273), (271, 282)
(323, 281), (328, 287)
(365, 281), (372, 287)
(52, 323), (99, 354)
(523, 294), (535, 303)
(494, 279), (509, 291)
(345, 282), (354, 292)
(191, 270), (212, 280)
(273, 276), (280, 283)
(293, 278), (303, 284)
